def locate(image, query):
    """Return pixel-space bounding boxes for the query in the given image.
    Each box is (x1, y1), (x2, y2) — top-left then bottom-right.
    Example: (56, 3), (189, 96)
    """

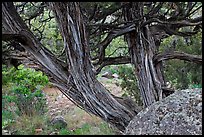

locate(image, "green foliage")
(72, 123), (91, 135)
(161, 32), (202, 89)
(118, 65), (143, 106)
(189, 83), (202, 89)
(2, 94), (16, 129)
(69, 123), (114, 135)
(97, 122), (115, 135)
(106, 36), (128, 57)
(11, 86), (47, 116)
(2, 65), (49, 117)
(2, 65), (16, 85)
(55, 122), (115, 135)
(109, 66), (118, 74)
(2, 65), (115, 135)
(58, 129), (71, 135)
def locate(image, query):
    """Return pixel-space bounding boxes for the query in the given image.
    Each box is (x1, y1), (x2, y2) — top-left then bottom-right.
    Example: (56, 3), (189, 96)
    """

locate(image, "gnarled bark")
(2, 2), (138, 132)
(123, 2), (163, 107)
(153, 51), (202, 65)
(2, 2), (202, 132)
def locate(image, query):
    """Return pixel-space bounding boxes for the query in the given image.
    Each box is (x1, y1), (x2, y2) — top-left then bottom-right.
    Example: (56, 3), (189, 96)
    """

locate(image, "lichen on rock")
(125, 88), (202, 135)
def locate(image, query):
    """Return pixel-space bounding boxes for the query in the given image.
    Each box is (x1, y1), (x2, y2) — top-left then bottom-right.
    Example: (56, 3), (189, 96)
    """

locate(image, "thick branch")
(95, 56), (131, 74)
(2, 2), (69, 83)
(142, 17), (202, 27)
(164, 27), (199, 37)
(94, 51), (202, 75)
(2, 32), (21, 41)
(154, 51), (202, 65)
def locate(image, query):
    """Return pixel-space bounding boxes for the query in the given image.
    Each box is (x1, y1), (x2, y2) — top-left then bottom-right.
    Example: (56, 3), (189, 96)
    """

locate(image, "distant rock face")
(125, 88), (202, 135)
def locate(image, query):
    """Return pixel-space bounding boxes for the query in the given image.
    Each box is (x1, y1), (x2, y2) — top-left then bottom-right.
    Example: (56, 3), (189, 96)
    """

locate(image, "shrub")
(11, 86), (47, 116)
(59, 129), (71, 135)
(2, 65), (16, 85)
(2, 95), (16, 129)
(2, 65), (49, 116)
(118, 65), (143, 106)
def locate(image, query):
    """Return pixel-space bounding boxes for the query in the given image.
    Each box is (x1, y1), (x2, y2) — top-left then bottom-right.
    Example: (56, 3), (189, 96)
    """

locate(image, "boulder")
(125, 88), (202, 135)
(50, 115), (67, 129)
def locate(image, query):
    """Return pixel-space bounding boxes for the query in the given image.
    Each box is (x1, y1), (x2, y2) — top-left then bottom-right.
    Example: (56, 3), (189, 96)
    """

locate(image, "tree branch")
(164, 27), (199, 37)
(187, 4), (202, 17)
(148, 2), (164, 15)
(153, 51), (202, 65)
(2, 2), (69, 82)
(93, 2), (126, 22)
(24, 3), (45, 22)
(95, 56), (131, 74)
(142, 17), (202, 27)
(96, 23), (135, 63)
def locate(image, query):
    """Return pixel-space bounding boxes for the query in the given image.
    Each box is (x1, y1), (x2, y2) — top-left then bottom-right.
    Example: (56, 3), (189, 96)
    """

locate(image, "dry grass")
(10, 114), (50, 135)
(3, 78), (121, 135)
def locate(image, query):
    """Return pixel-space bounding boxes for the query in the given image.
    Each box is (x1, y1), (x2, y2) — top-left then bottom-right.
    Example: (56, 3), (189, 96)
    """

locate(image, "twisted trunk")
(2, 2), (139, 131)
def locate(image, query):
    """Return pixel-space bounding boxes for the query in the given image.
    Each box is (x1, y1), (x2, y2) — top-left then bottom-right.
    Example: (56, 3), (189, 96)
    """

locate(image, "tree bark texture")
(2, 2), (138, 131)
(123, 3), (163, 107)
(2, 2), (202, 131)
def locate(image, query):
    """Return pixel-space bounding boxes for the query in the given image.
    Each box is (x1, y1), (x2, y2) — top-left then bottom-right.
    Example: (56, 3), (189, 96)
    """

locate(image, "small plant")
(97, 122), (116, 135)
(11, 114), (50, 135)
(2, 65), (16, 85)
(73, 123), (91, 135)
(189, 83), (202, 89)
(2, 93), (18, 130)
(59, 129), (71, 135)
(11, 86), (47, 116)
(118, 65), (143, 106)
(2, 94), (17, 128)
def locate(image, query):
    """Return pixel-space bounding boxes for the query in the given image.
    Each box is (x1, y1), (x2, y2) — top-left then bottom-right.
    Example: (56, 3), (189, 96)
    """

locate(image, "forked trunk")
(2, 2), (138, 132)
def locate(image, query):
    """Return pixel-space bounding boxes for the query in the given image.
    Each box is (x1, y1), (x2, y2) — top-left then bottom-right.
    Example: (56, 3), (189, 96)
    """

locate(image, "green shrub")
(59, 129), (71, 135)
(2, 65), (49, 116)
(109, 66), (118, 74)
(118, 65), (143, 106)
(189, 83), (202, 89)
(2, 95), (16, 129)
(161, 32), (202, 90)
(11, 86), (47, 116)
(2, 65), (16, 85)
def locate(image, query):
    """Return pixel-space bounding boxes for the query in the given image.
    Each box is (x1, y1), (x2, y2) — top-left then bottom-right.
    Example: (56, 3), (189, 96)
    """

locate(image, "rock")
(50, 116), (68, 129)
(35, 128), (43, 134)
(2, 130), (11, 135)
(50, 132), (59, 135)
(101, 71), (113, 79)
(125, 88), (202, 135)
(112, 73), (119, 79)
(55, 94), (65, 101)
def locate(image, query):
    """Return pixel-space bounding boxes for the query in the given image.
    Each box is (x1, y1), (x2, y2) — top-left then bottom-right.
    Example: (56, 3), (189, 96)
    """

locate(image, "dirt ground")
(42, 77), (123, 130)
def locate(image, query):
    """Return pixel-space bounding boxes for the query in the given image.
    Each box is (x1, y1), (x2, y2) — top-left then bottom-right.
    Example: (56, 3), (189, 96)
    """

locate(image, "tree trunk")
(123, 3), (163, 107)
(2, 2), (139, 132)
